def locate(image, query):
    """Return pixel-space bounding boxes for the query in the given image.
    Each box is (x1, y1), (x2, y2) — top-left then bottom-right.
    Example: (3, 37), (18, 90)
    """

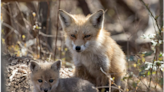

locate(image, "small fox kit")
(30, 60), (97, 92)
(59, 9), (127, 87)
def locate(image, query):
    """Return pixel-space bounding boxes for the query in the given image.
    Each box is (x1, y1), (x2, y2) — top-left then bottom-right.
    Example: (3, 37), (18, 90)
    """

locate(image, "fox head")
(30, 60), (61, 92)
(59, 9), (105, 53)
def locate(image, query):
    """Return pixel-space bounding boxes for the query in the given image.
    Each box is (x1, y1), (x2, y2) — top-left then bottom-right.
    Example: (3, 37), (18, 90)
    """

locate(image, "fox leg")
(111, 75), (124, 92)
(99, 74), (109, 86)
(74, 65), (96, 85)
(115, 76), (121, 86)
(74, 65), (87, 78)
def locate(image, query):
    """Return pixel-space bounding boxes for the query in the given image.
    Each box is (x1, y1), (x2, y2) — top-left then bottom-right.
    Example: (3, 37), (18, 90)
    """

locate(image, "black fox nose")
(44, 89), (48, 92)
(75, 46), (81, 51)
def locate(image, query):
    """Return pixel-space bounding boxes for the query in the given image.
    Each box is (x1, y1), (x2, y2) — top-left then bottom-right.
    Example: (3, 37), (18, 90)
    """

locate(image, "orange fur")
(59, 9), (127, 88)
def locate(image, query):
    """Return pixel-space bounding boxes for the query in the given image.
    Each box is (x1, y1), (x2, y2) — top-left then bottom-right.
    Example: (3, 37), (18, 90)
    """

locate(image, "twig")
(100, 67), (111, 92)
(7, 3), (19, 36)
(15, 2), (34, 39)
(139, 1), (162, 92)
(2, 5), (33, 38)
(139, 0), (161, 35)
(39, 31), (55, 37)
(136, 77), (149, 89)
(154, 67), (159, 91)
(100, 67), (108, 76)
(2, 22), (21, 39)
(148, 55), (156, 91)
(100, 67), (124, 92)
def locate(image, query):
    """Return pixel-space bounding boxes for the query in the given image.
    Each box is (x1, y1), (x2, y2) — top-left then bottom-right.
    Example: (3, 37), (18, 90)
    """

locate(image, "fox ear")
(89, 10), (104, 29)
(30, 62), (40, 72)
(59, 9), (73, 29)
(51, 60), (61, 71)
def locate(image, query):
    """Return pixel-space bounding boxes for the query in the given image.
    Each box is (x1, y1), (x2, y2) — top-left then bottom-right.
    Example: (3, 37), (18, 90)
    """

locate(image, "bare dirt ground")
(3, 54), (162, 92)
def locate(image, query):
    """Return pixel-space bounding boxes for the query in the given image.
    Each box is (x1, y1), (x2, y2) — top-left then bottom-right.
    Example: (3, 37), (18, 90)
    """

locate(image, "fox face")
(59, 10), (105, 52)
(30, 60), (61, 92)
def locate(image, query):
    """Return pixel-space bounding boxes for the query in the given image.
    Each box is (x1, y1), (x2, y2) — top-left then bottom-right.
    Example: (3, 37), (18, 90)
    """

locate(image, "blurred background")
(1, 0), (162, 60)
(1, 0), (163, 92)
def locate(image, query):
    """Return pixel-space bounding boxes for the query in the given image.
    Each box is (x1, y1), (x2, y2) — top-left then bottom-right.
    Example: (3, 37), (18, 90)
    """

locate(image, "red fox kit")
(30, 60), (98, 92)
(59, 9), (127, 87)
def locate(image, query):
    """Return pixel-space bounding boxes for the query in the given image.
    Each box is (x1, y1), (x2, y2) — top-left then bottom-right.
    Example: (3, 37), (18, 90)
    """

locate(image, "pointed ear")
(30, 62), (40, 72)
(59, 9), (73, 29)
(89, 10), (104, 29)
(51, 60), (62, 71)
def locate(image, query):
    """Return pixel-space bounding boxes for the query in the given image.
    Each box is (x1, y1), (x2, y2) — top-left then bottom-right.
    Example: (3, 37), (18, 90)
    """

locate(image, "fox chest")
(73, 53), (110, 75)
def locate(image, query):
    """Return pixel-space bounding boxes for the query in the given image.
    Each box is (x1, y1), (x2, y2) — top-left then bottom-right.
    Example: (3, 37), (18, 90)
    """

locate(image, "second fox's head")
(30, 60), (61, 92)
(59, 9), (105, 53)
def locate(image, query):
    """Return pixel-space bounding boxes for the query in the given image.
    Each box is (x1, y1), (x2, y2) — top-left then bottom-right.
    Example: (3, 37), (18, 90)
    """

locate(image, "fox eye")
(84, 35), (91, 38)
(71, 34), (76, 38)
(38, 79), (43, 83)
(49, 79), (54, 83)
